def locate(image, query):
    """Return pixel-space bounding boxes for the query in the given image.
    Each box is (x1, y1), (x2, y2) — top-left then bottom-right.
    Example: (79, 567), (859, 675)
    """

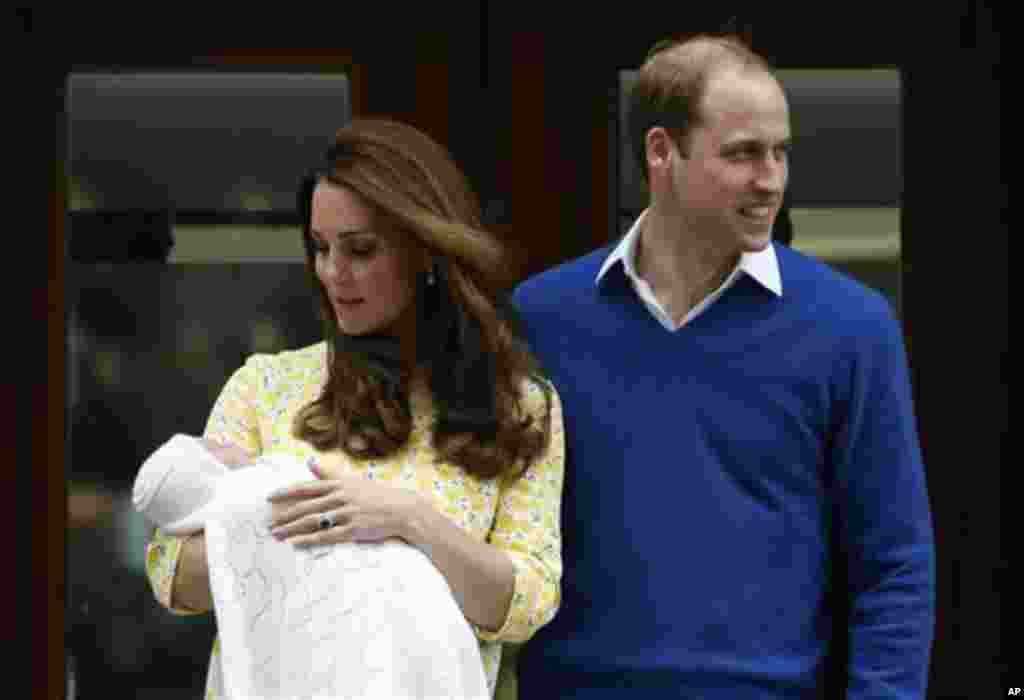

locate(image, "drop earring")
(426, 266), (436, 286)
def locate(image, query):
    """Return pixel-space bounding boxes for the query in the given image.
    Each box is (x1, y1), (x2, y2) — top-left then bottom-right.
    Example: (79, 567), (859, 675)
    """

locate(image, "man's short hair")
(626, 34), (775, 182)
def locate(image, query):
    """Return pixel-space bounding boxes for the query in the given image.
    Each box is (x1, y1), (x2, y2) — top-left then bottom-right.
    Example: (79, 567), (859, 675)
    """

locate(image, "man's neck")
(635, 208), (741, 324)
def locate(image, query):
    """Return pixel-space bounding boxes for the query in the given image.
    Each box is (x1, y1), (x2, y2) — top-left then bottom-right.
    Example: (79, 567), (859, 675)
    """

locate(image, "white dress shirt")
(596, 209), (783, 331)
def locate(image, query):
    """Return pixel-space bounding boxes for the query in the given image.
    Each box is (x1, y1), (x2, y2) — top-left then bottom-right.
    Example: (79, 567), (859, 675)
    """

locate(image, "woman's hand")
(172, 531), (214, 612)
(267, 468), (429, 548)
(269, 463), (516, 631)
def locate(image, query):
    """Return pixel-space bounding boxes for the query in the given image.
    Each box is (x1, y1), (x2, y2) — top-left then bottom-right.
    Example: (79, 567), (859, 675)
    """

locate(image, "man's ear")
(646, 127), (678, 186)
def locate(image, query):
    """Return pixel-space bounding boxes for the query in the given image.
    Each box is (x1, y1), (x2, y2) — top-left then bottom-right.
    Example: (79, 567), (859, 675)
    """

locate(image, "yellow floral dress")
(144, 342), (565, 699)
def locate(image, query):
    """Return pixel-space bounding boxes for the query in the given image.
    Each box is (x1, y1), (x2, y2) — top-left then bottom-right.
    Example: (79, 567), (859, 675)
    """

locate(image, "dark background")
(26, 4), (1006, 698)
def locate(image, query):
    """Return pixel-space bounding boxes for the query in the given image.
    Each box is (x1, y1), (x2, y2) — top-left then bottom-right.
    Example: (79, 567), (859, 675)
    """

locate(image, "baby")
(133, 434), (489, 700)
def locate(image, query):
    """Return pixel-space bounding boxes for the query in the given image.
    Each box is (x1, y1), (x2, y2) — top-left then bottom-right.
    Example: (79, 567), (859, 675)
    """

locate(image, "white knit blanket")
(140, 444), (489, 700)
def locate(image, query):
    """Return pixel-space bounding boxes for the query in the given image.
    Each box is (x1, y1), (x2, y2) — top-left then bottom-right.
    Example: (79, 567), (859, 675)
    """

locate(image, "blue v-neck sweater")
(512, 243), (934, 699)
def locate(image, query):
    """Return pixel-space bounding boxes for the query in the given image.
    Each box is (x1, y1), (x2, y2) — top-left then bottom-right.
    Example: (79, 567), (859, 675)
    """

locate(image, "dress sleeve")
(474, 378), (566, 644)
(144, 355), (269, 614)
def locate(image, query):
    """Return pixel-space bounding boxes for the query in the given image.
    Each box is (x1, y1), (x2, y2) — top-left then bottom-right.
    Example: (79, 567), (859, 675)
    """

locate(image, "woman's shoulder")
(244, 341), (326, 369)
(518, 373), (554, 395)
(517, 373), (561, 418)
(234, 341), (327, 387)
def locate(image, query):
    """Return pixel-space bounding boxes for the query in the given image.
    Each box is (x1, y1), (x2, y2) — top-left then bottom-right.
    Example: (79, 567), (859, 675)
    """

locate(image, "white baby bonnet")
(134, 434), (489, 699)
(133, 433), (236, 535)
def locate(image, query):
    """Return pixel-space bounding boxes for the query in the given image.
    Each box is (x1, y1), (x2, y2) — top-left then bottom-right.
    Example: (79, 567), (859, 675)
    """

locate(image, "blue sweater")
(512, 243), (935, 699)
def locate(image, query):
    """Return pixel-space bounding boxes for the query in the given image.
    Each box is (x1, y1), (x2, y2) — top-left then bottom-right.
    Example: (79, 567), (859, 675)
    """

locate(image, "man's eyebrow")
(721, 136), (793, 150)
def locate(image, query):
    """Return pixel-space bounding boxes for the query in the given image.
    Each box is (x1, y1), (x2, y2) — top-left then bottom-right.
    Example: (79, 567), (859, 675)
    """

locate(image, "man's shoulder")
(775, 244), (896, 323)
(513, 245), (615, 304)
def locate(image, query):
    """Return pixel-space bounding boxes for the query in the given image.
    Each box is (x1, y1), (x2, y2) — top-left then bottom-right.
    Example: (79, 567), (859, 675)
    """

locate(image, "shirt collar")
(595, 209), (783, 297)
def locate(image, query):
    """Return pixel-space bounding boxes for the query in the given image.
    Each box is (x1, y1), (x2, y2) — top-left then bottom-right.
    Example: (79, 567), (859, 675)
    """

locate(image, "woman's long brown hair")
(293, 118), (551, 480)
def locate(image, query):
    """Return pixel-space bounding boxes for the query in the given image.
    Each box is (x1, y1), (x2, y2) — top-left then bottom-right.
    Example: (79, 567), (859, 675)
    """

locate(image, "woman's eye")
(348, 245), (376, 258)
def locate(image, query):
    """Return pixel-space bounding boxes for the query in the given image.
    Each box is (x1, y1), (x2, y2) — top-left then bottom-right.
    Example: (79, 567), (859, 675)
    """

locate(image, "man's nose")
(755, 154), (787, 192)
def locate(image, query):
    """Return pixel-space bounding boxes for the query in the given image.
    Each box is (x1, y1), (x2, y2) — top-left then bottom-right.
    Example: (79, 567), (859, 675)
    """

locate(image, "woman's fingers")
(288, 522), (358, 549)
(266, 475), (417, 545)
(288, 515), (391, 549)
(270, 510), (334, 540)
(268, 491), (345, 532)
(271, 500), (395, 547)
(267, 479), (339, 502)
(271, 505), (360, 542)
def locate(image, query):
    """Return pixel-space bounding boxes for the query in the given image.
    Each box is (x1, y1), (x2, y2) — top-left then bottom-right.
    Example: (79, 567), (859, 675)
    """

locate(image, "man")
(512, 35), (934, 699)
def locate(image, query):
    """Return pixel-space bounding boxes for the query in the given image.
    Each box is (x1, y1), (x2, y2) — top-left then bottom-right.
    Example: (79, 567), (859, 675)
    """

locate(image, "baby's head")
(133, 434), (254, 535)
(197, 438), (255, 468)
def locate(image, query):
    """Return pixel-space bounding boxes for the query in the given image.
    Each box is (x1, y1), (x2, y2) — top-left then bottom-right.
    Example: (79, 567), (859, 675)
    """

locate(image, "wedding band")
(317, 512), (336, 531)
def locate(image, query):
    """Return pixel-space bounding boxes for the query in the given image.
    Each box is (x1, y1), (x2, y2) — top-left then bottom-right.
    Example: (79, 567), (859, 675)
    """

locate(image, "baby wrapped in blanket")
(133, 434), (489, 700)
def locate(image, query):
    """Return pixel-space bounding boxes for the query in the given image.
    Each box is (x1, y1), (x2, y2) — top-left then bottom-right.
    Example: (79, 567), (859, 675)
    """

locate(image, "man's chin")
(739, 231), (774, 253)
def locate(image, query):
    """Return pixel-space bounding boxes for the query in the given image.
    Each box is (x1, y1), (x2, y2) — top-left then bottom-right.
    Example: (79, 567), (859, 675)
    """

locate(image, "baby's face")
(198, 438), (254, 468)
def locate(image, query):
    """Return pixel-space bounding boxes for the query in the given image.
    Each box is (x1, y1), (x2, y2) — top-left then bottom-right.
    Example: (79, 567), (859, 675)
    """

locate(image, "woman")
(145, 118), (565, 699)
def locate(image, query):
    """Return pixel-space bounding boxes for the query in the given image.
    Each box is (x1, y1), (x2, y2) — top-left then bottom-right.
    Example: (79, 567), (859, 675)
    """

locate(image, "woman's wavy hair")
(292, 118), (551, 480)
